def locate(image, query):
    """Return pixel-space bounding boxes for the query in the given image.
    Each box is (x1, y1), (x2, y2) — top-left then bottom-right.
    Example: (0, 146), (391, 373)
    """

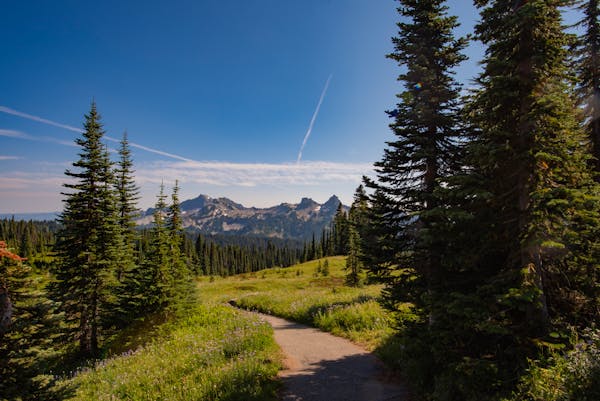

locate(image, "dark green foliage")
(362, 1), (600, 400)
(332, 204), (349, 255)
(363, 2), (468, 396)
(466, 0), (599, 340)
(574, 0), (600, 176)
(114, 132), (140, 281)
(51, 102), (124, 357)
(165, 181), (195, 310)
(321, 259), (330, 276)
(345, 185), (368, 286)
(0, 255), (61, 400)
(364, 0), (467, 316)
(0, 219), (58, 260)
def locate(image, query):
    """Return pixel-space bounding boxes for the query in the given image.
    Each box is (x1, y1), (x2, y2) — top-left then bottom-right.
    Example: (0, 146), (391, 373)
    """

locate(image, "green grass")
(198, 256), (394, 350)
(58, 304), (281, 401)
(59, 256), (396, 400)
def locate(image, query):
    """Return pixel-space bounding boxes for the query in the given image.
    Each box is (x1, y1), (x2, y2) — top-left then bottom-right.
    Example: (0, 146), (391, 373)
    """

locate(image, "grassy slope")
(60, 256), (396, 400)
(58, 304), (281, 401)
(198, 256), (393, 351)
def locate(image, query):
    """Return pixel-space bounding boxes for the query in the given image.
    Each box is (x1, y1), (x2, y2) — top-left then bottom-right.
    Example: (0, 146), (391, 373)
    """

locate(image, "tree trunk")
(0, 281), (12, 336)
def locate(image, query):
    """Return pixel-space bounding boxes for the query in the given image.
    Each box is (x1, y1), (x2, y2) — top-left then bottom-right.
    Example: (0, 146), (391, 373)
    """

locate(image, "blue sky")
(0, 1), (578, 213)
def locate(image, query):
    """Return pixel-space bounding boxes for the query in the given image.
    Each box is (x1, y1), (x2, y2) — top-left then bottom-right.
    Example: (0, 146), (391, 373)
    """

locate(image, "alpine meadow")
(1, 1), (600, 401)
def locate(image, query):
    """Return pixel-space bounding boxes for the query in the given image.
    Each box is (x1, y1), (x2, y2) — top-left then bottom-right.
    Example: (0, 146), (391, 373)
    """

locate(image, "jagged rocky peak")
(322, 195), (341, 210)
(297, 197), (319, 210)
(138, 194), (348, 240)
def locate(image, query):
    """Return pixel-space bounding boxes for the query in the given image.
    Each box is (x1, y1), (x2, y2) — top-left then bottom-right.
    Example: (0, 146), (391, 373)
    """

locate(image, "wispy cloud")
(136, 159), (372, 187)
(0, 128), (75, 147)
(0, 105), (196, 161)
(297, 74), (332, 164)
(0, 159), (374, 211)
(0, 156), (21, 160)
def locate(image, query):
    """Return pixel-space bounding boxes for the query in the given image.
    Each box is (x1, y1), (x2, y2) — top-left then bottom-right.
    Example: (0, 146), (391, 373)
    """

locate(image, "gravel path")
(256, 313), (409, 401)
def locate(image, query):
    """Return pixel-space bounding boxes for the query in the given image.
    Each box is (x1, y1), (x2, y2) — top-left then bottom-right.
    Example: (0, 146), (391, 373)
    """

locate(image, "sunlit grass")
(58, 304), (281, 401)
(198, 256), (394, 350)
(59, 256), (397, 400)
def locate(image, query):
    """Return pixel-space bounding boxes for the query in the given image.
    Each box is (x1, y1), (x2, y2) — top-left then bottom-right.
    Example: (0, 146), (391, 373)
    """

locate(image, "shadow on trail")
(279, 353), (408, 401)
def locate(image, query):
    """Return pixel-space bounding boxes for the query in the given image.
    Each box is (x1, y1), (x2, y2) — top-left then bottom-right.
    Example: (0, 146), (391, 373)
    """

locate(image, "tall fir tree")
(51, 102), (122, 357)
(364, 0), (466, 325)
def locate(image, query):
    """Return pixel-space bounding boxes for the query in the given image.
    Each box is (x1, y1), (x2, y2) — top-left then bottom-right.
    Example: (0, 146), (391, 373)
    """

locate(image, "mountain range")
(137, 194), (346, 240)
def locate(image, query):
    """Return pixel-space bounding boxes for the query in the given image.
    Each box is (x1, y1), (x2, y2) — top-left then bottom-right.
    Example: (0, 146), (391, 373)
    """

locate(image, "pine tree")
(51, 102), (122, 357)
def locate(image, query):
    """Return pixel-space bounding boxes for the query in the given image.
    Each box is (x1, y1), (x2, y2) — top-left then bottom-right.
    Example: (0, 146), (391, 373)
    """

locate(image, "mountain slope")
(138, 194), (346, 240)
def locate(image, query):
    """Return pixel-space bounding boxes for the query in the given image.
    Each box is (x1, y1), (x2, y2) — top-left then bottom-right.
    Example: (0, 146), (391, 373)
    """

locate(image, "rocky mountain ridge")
(137, 194), (346, 240)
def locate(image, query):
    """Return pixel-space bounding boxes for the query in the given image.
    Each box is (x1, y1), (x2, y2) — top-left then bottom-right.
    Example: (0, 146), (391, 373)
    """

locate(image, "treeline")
(348, 1), (600, 401)
(0, 218), (59, 259)
(0, 216), (307, 278)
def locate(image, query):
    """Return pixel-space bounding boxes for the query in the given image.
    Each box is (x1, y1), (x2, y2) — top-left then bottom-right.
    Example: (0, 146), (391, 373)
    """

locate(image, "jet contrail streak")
(296, 74), (332, 165)
(0, 106), (84, 133)
(0, 105), (196, 162)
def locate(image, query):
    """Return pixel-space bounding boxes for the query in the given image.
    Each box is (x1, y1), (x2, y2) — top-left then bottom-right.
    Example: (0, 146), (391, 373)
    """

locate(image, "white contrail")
(0, 106), (83, 133)
(296, 74), (332, 165)
(0, 105), (194, 162)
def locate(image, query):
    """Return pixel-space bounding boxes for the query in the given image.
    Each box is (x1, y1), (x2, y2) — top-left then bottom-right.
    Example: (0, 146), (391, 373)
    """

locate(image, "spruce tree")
(52, 102), (122, 357)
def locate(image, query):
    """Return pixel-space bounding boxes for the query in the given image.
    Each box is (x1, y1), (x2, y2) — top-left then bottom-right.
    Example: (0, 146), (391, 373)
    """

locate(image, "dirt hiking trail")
(257, 313), (409, 401)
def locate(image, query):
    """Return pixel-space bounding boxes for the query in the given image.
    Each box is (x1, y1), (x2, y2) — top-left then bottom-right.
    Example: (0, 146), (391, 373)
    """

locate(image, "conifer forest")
(1, 1), (600, 400)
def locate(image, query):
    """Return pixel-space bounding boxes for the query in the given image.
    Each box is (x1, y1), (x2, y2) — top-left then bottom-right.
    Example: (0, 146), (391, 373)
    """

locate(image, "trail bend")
(256, 312), (409, 401)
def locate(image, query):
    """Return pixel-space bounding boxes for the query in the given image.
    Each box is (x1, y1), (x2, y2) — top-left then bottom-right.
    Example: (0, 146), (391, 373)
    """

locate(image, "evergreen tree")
(0, 255), (60, 400)
(51, 102), (122, 357)
(345, 185), (368, 286)
(364, 0), (466, 324)
(115, 132), (140, 279)
(332, 204), (349, 255)
(574, 0), (600, 176)
(145, 183), (172, 311)
(434, 1), (600, 398)
(166, 181), (194, 309)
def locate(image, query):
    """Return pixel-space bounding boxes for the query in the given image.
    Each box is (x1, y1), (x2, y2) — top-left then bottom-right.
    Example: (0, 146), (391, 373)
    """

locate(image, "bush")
(508, 328), (600, 401)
